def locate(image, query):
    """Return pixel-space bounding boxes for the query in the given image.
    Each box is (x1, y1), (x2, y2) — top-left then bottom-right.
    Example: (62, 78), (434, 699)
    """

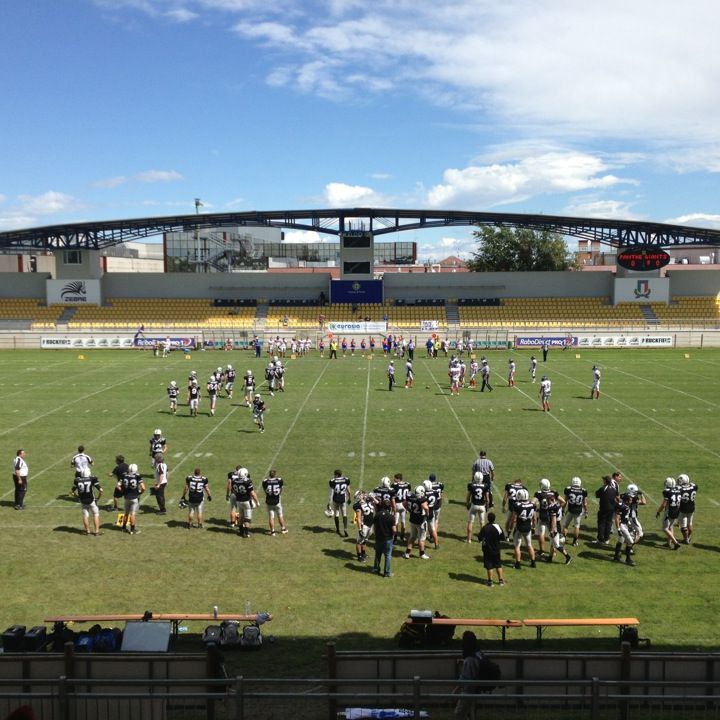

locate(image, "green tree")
(466, 226), (577, 272)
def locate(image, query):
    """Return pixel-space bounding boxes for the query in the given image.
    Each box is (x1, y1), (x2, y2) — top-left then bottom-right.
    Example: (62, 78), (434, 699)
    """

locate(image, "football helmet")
(191, 370), (197, 376)
(128, 463), (138, 474)
(178, 498), (188, 509)
(238, 467), (249, 479)
(517, 489), (529, 501)
(354, 489), (365, 500)
(677, 473), (690, 484)
(540, 478), (551, 491)
(209, 377), (215, 383)
(664, 477), (676, 489)
(154, 428), (162, 436)
(415, 485), (426, 498)
(324, 506), (334, 517)
(627, 483), (639, 495)
(254, 393), (261, 399)
(227, 365), (233, 370)
(170, 380), (177, 387)
(217, 367), (222, 373)
(541, 375), (548, 381)
(273, 356), (279, 362)
(473, 471), (483, 483)
(381, 476), (391, 488)
(571, 476), (582, 488)
(423, 479), (433, 491)
(246, 369), (253, 376)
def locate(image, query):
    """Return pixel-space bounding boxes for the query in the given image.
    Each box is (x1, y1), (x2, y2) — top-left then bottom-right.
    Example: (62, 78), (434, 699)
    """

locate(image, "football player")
(252, 393), (267, 433)
(539, 375), (551, 412)
(387, 360), (396, 391)
(403, 485), (431, 560)
(614, 492), (637, 566)
(373, 476), (397, 514)
(207, 375), (219, 416)
(625, 483), (647, 543)
(405, 359), (414, 389)
(562, 476), (588, 546)
(677, 473), (697, 544)
(508, 358), (516, 387)
(149, 429), (167, 467)
(71, 445), (93, 479)
(117, 463), (145, 535)
(510, 488), (537, 569)
(466, 471), (489, 543)
(232, 467), (258, 538)
(480, 358), (492, 392)
(392, 472), (410, 541)
(469, 358), (479, 388)
(153, 452), (168, 514)
(188, 379), (201, 417)
(108, 454), (128, 512)
(353, 490), (375, 562)
(274, 358), (285, 392)
(656, 477), (682, 549)
(529, 355), (537, 383)
(262, 469), (288, 535)
(591, 365), (601, 399)
(534, 478), (563, 555)
(546, 494), (572, 565)
(328, 469), (352, 536)
(71, 466), (103, 535)
(167, 380), (179, 414)
(425, 474), (444, 549)
(181, 468), (211, 529)
(225, 365), (236, 399)
(265, 362), (277, 396)
(243, 370), (256, 407)
(226, 465), (244, 528)
(502, 478), (528, 536)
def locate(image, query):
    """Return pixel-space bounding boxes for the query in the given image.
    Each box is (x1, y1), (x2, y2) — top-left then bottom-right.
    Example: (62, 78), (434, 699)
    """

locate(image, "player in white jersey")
(591, 365), (601, 399)
(508, 359), (516, 387)
(529, 356), (537, 383)
(404, 360), (414, 388)
(71, 445), (94, 478)
(469, 359), (479, 388)
(449, 363), (462, 395)
(539, 376), (551, 412)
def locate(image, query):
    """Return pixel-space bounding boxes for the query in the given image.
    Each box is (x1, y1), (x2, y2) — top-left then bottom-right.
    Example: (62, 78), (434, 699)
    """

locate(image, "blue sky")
(1, 0), (719, 262)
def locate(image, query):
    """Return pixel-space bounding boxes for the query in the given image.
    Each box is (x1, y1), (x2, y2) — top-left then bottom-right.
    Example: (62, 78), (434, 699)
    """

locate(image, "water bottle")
(244, 599), (252, 616)
(213, 605), (218, 620)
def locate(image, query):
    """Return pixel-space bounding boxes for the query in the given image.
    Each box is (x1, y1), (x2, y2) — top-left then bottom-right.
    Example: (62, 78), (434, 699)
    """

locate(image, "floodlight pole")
(194, 198), (202, 273)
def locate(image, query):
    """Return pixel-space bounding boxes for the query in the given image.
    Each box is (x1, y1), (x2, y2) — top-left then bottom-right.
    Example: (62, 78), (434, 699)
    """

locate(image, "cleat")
(626, 558), (635, 566)
(499, 579), (506, 586)
(564, 555), (572, 565)
(403, 552), (411, 559)
(419, 553), (431, 560)
(281, 528), (288, 534)
(514, 561), (521, 570)
(530, 560), (537, 568)
(613, 555), (621, 562)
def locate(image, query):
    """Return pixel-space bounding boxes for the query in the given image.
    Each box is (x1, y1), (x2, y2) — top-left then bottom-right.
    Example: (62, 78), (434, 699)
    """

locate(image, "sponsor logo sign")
(420, 320), (439, 331)
(133, 336), (197, 349)
(42, 336), (135, 349)
(327, 322), (387, 334)
(515, 336), (577, 348)
(576, 335), (673, 348)
(47, 279), (101, 305)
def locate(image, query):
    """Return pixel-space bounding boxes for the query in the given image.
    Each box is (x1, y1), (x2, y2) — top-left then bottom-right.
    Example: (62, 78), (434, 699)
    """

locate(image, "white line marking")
(358, 361), (372, 489)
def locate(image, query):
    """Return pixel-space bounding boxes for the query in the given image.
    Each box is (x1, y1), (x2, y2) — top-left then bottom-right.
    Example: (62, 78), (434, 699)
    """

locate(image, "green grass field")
(1, 346), (718, 672)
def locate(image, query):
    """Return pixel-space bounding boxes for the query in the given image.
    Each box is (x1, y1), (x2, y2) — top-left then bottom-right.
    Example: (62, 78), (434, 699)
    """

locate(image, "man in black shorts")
(478, 512), (505, 586)
(108, 454), (128, 512)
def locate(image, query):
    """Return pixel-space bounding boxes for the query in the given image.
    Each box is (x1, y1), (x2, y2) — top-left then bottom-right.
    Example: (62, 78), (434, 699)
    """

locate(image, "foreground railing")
(0, 676), (718, 720)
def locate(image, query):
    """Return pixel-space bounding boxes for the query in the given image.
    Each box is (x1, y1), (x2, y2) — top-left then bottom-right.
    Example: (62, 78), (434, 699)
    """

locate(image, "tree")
(466, 226), (578, 272)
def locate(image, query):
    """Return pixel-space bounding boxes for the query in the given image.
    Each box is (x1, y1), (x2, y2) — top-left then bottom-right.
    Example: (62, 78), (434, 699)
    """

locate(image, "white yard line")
(357, 360), (373, 489)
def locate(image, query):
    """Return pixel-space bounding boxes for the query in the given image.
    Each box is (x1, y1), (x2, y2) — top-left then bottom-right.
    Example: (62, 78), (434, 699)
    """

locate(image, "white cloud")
(324, 182), (388, 206)
(95, 170), (184, 187)
(17, 191), (85, 216)
(664, 213), (720, 230)
(562, 198), (638, 220)
(165, 8), (198, 22)
(427, 152), (632, 209)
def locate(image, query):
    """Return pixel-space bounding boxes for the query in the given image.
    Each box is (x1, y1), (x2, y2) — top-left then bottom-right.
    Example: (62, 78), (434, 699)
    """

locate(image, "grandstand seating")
(0, 298), (65, 328)
(67, 298), (257, 330)
(457, 297), (647, 328)
(650, 296), (720, 326)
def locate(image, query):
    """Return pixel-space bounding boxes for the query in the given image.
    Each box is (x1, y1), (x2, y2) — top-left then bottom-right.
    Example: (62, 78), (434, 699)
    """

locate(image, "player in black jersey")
(614, 493), (637, 566)
(392, 472), (410, 541)
(225, 365), (236, 399)
(353, 490), (375, 562)
(562, 477), (588, 546)
(503, 479), (527, 536)
(71, 466), (103, 535)
(149, 429), (167, 468)
(511, 489), (537, 569)
(466, 472), (489, 543)
(677, 473), (698, 544)
(546, 495), (572, 565)
(262, 469), (288, 535)
(252, 394), (267, 432)
(329, 469), (352, 536)
(167, 381), (179, 414)
(656, 477), (682, 549)
(243, 370), (256, 407)
(181, 468), (211, 529)
(373, 476), (397, 514)
(108, 454), (128, 512)
(207, 376), (219, 416)
(188, 380), (201, 417)
(117, 463), (145, 535)
(403, 485), (431, 560)
(226, 466), (258, 537)
(533, 478), (563, 556)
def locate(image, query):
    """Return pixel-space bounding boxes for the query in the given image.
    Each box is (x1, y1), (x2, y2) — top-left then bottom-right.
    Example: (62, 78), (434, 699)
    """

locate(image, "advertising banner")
(46, 279), (102, 305)
(42, 336), (135, 349)
(420, 320), (439, 331)
(133, 336), (197, 349)
(327, 321), (387, 334)
(514, 336), (577, 348)
(330, 279), (384, 304)
(576, 335), (673, 348)
(613, 277), (670, 304)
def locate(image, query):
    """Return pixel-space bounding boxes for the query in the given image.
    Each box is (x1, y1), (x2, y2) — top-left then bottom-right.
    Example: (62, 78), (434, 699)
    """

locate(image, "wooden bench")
(405, 617), (523, 644)
(45, 612), (271, 639)
(522, 617), (640, 645)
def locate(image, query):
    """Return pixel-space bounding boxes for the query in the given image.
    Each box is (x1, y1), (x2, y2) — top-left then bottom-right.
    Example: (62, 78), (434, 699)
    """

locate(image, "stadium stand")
(0, 298), (65, 329)
(458, 296), (647, 328)
(67, 298), (257, 330)
(650, 296), (720, 326)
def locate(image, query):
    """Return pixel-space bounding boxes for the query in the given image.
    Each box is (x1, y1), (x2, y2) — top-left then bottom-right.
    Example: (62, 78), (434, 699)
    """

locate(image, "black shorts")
(483, 550), (502, 570)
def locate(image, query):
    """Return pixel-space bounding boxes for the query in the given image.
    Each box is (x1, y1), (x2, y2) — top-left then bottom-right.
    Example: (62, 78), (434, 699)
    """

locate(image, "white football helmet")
(191, 370), (197, 376)
(247, 370), (253, 376)
(154, 428), (162, 436)
(217, 367), (222, 373)
(664, 477), (676, 489)
(170, 380), (177, 387)
(473, 471), (483, 483)
(627, 483), (639, 495)
(677, 473), (690, 484)
(415, 485), (426, 498)
(571, 476), (582, 488)
(540, 478), (551, 491)
(354, 489), (365, 500)
(227, 365), (233, 370)
(128, 464), (138, 474)
(381, 476), (391, 488)
(423, 479), (433, 491)
(238, 467), (249, 479)
(517, 489), (529, 501)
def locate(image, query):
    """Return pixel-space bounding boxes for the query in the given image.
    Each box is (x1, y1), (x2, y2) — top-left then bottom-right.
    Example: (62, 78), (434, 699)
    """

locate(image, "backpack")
(425, 612), (455, 646)
(469, 653), (501, 693)
(396, 621), (426, 648)
(240, 625), (262, 649)
(94, 628), (121, 653)
(220, 621), (241, 647)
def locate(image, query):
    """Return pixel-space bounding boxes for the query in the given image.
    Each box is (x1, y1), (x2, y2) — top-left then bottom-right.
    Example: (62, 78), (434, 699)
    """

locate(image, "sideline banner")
(327, 321), (387, 334)
(41, 336), (135, 349)
(613, 277), (670, 304)
(576, 335), (673, 348)
(514, 336), (577, 348)
(46, 279), (102, 306)
(420, 320), (439, 331)
(133, 336), (197, 349)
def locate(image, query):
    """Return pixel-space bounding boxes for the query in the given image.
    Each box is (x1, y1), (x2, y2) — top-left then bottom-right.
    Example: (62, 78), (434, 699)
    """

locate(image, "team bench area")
(403, 614), (639, 645)
(45, 612), (271, 639)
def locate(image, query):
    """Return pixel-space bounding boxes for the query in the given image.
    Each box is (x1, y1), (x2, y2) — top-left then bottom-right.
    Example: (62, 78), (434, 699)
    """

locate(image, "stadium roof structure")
(1, 208), (720, 252)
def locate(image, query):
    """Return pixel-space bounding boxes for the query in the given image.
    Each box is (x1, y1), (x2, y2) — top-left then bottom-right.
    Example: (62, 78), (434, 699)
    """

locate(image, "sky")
(1, 0), (719, 262)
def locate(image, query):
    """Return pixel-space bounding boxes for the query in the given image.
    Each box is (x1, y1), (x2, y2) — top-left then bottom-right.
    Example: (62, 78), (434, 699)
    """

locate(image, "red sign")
(616, 245), (670, 271)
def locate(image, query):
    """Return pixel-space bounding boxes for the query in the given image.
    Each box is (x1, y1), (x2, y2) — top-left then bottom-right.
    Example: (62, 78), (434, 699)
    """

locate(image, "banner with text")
(576, 335), (673, 348)
(42, 336), (135, 349)
(133, 336), (197, 349)
(514, 336), (577, 348)
(46, 279), (102, 306)
(330, 279), (384, 304)
(613, 276), (670, 304)
(327, 321), (387, 334)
